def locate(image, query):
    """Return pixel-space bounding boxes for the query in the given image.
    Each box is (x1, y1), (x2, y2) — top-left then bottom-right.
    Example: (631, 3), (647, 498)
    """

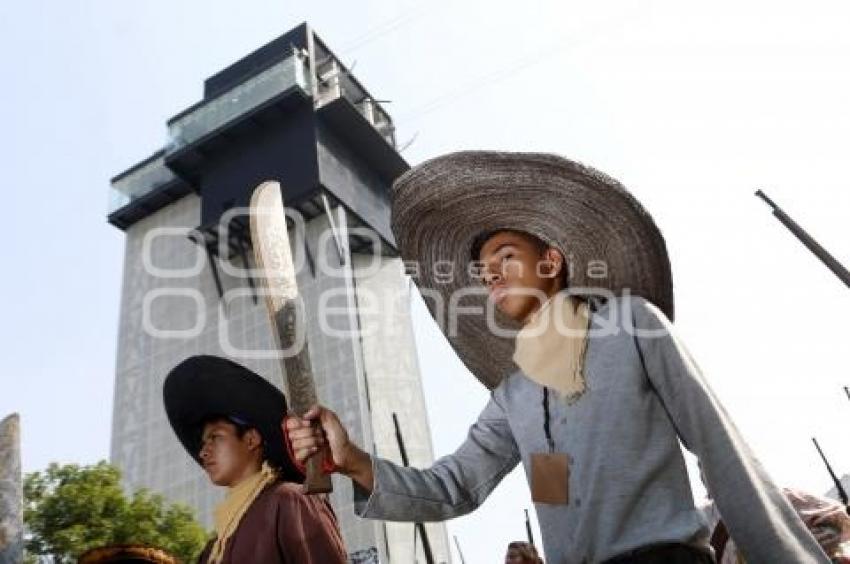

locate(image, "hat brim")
(163, 355), (303, 482)
(391, 151), (674, 389)
(78, 545), (178, 564)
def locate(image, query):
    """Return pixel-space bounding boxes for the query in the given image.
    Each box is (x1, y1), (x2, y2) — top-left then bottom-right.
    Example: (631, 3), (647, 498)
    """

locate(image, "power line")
(393, 8), (646, 126)
(337, 6), (431, 55)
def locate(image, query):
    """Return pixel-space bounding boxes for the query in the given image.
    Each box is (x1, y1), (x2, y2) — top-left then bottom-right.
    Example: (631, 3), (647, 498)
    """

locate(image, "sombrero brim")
(163, 355), (303, 482)
(391, 151), (674, 389)
(78, 545), (178, 564)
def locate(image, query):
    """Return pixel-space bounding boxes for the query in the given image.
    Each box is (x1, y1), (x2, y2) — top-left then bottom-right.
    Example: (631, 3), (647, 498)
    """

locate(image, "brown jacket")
(198, 481), (347, 564)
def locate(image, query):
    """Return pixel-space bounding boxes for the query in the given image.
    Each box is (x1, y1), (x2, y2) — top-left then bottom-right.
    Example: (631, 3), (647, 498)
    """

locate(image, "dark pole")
(453, 535), (467, 564)
(392, 412), (410, 466)
(812, 437), (849, 514)
(525, 508), (535, 546)
(392, 413), (434, 564)
(844, 386), (850, 403)
(755, 190), (850, 288)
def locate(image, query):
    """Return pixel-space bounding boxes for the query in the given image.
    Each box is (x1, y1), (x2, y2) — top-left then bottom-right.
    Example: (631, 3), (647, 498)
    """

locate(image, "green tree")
(24, 461), (208, 563)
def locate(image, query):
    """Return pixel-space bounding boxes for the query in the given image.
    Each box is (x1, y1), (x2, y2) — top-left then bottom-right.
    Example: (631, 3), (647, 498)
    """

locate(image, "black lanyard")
(542, 387), (555, 453)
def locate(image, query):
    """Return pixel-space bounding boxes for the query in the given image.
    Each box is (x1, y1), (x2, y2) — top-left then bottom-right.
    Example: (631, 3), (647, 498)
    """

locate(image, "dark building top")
(109, 22), (407, 254)
(204, 25), (309, 100)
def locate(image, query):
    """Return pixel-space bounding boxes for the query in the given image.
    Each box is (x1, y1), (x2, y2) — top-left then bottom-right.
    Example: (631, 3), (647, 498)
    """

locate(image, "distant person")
(163, 355), (347, 564)
(703, 487), (850, 563)
(505, 541), (543, 564)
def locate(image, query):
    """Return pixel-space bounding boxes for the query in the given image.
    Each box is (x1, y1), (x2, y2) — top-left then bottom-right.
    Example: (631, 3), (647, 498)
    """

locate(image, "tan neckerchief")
(512, 292), (592, 404)
(209, 462), (278, 564)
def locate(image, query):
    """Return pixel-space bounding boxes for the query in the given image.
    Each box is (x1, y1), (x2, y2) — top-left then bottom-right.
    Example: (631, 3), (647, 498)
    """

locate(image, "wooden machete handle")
(303, 421), (333, 494)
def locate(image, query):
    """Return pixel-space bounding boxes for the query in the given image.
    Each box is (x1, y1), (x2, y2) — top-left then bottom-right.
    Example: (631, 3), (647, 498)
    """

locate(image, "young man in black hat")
(163, 355), (347, 564)
(286, 152), (829, 563)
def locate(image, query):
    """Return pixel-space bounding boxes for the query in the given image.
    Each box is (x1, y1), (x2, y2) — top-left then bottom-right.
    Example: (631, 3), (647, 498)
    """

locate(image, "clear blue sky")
(3, 1), (850, 561)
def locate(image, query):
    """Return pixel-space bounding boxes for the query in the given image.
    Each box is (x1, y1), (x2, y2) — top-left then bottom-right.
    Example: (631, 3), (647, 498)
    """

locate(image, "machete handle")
(303, 420), (333, 494)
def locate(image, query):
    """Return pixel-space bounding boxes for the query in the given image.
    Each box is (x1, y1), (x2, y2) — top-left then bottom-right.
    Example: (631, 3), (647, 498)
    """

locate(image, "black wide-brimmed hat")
(163, 355), (303, 482)
(391, 151), (674, 389)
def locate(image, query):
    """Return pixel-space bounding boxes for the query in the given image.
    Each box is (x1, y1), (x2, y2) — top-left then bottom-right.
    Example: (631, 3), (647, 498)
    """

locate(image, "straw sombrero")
(77, 544), (178, 564)
(163, 355), (304, 482)
(391, 151), (674, 389)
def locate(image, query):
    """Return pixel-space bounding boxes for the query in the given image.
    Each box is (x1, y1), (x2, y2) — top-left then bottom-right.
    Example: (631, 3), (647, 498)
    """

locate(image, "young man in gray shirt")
(286, 151), (828, 563)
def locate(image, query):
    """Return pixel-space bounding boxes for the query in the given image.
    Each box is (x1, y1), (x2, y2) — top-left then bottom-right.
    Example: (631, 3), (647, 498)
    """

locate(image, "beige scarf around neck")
(209, 461), (278, 564)
(512, 292), (592, 404)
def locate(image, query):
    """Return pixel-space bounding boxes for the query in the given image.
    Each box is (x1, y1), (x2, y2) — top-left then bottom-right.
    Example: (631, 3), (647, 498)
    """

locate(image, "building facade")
(108, 23), (451, 563)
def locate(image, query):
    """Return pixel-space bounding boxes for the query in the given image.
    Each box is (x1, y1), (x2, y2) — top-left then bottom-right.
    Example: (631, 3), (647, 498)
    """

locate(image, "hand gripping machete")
(249, 181), (333, 494)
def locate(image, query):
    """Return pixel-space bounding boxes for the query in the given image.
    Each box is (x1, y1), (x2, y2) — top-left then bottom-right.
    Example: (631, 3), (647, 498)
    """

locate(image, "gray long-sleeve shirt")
(354, 295), (828, 563)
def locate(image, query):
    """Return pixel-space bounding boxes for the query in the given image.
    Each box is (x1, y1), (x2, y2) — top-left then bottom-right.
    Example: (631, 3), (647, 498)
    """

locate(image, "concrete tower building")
(107, 23), (450, 563)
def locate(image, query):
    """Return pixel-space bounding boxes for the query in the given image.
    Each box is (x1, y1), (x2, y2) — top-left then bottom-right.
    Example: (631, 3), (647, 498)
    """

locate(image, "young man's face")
(478, 230), (564, 323)
(198, 420), (263, 487)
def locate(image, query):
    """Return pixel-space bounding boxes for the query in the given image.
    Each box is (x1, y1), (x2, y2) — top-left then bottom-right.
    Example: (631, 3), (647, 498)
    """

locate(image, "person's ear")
(539, 248), (563, 278)
(245, 429), (263, 452)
